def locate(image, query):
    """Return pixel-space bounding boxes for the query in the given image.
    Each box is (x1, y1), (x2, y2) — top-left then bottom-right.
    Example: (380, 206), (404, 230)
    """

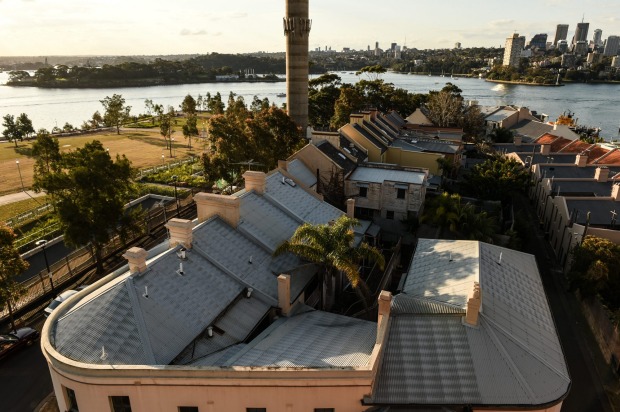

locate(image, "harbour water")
(1, 71), (619, 139)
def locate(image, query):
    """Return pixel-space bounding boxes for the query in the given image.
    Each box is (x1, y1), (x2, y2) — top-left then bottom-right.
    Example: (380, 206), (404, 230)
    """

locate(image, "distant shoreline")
(485, 79), (564, 87)
(4, 77), (285, 89)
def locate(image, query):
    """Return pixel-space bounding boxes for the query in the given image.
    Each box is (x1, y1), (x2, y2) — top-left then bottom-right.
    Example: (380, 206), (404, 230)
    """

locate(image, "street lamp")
(162, 154), (165, 169)
(171, 175), (180, 216)
(16, 160), (25, 192)
(35, 239), (54, 294)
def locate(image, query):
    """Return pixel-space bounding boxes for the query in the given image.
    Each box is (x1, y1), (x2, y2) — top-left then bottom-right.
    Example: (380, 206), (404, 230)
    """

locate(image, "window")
(396, 188), (406, 199)
(179, 408), (199, 412)
(110, 396), (132, 412)
(359, 187), (368, 198)
(65, 387), (79, 412)
(386, 210), (395, 220)
(315, 409), (335, 412)
(246, 409), (266, 412)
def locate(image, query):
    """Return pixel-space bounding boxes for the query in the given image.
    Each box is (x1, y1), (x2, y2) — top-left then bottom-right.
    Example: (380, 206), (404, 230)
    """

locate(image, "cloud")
(229, 12), (247, 19)
(180, 29), (207, 36)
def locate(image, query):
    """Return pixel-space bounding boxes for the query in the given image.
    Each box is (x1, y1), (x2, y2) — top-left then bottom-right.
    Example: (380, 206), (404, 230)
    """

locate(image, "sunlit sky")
(0, 0), (618, 56)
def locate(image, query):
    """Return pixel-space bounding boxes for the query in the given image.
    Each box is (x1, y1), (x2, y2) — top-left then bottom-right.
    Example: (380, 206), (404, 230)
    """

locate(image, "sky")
(0, 0), (619, 56)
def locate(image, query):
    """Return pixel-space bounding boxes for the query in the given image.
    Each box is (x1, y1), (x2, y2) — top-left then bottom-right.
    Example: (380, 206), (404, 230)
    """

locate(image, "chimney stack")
(243, 171), (267, 195)
(346, 198), (355, 218)
(123, 247), (148, 275)
(595, 166), (609, 182)
(278, 274), (292, 316)
(464, 282), (482, 327)
(575, 153), (588, 167)
(513, 135), (522, 146)
(165, 218), (194, 249)
(540, 144), (551, 156)
(194, 193), (241, 227)
(284, 0), (310, 131)
(377, 291), (392, 344)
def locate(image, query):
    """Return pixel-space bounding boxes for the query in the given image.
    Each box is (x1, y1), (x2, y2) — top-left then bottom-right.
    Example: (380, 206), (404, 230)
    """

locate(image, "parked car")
(0, 327), (40, 360)
(44, 289), (78, 317)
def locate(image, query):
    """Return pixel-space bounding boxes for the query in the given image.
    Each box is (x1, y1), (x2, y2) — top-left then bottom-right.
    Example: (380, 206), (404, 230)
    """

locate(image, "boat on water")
(276, 93), (286, 98)
(553, 110), (601, 138)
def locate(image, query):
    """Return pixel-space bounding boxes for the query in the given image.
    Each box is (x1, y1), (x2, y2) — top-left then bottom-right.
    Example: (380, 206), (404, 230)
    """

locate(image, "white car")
(44, 290), (78, 317)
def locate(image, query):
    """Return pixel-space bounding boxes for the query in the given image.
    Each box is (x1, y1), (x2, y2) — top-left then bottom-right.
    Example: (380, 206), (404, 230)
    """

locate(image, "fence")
(578, 291), (620, 373)
(5, 202), (53, 227)
(137, 157), (198, 178)
(0, 194), (196, 324)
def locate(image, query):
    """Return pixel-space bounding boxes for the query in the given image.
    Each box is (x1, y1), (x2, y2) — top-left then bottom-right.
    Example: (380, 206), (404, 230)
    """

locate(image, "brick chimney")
(513, 135), (522, 146)
(194, 193), (240, 227)
(165, 218), (194, 249)
(346, 198), (355, 218)
(123, 247), (148, 275)
(278, 274), (291, 316)
(595, 166), (609, 182)
(575, 153), (588, 167)
(612, 184), (620, 201)
(540, 144), (551, 155)
(243, 171), (266, 195)
(464, 282), (482, 327)
(377, 291), (392, 344)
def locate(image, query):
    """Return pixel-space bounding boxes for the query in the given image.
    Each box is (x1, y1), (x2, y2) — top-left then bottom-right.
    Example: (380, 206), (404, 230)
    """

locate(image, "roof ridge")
(483, 314), (570, 382)
(125, 277), (157, 364)
(482, 318), (537, 400)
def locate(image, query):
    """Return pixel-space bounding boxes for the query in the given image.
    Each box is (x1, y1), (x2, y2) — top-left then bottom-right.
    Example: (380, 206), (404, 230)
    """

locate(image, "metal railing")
(5, 203), (53, 227)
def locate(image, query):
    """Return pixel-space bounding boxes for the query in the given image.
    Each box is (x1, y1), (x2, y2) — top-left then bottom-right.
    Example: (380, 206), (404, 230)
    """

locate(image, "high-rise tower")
(572, 22), (589, 46)
(284, 0), (311, 132)
(593, 29), (603, 47)
(503, 33), (525, 67)
(553, 24), (569, 45)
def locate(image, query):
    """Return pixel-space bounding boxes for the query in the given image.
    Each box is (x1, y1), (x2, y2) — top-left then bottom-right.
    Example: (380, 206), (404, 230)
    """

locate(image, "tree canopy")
(2, 113), (35, 147)
(0, 223), (28, 331)
(462, 155), (530, 202)
(274, 215), (385, 310)
(100, 94), (131, 134)
(33, 140), (137, 273)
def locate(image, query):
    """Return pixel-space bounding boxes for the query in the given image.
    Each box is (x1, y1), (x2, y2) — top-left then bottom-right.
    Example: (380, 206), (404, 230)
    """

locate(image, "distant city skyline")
(0, 0), (618, 56)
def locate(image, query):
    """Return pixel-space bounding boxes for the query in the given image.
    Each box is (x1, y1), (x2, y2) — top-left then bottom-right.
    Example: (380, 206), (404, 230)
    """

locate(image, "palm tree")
(274, 215), (385, 311)
(421, 192), (462, 238)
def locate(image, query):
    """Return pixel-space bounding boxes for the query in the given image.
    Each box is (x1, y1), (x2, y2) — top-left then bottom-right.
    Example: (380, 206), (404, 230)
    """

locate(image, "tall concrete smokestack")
(284, 0), (311, 132)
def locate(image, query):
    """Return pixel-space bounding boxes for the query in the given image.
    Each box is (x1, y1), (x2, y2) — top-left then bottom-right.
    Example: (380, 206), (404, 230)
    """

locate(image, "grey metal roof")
(316, 141), (357, 174)
(373, 239), (570, 407)
(349, 167), (426, 186)
(537, 164), (620, 180)
(394, 138), (460, 155)
(265, 171), (344, 226)
(286, 158), (317, 188)
(352, 123), (389, 153)
(510, 119), (553, 140)
(565, 198), (620, 226)
(485, 108), (516, 122)
(222, 309), (376, 368)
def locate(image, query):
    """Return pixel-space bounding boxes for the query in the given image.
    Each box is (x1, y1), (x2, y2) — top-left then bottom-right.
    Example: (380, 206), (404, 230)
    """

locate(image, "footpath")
(0, 190), (46, 206)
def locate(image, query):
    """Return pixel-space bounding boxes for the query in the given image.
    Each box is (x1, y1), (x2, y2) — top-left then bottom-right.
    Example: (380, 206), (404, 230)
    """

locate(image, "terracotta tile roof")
(593, 149), (620, 165)
(535, 133), (559, 145)
(557, 140), (592, 154)
(586, 146), (610, 163)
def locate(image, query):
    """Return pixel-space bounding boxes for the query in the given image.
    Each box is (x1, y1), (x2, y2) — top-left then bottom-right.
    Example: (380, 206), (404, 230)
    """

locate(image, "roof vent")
(177, 247), (187, 260)
(176, 262), (184, 276)
(248, 255), (253, 264)
(246, 287), (253, 298)
(338, 153), (346, 160)
(207, 326), (213, 338)
(449, 252), (453, 262)
(284, 178), (297, 187)
(497, 252), (503, 265)
(100, 346), (108, 361)
(142, 286), (149, 299)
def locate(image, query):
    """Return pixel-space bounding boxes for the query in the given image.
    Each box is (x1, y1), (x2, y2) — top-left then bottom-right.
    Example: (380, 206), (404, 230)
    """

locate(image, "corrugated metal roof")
(349, 167), (426, 186)
(286, 159), (317, 187)
(226, 310), (376, 368)
(485, 108), (516, 122)
(374, 239), (570, 407)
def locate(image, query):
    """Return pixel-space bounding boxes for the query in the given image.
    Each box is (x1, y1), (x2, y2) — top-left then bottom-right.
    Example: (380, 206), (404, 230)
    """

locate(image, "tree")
(182, 114), (198, 150)
(462, 155), (530, 202)
(2, 114), (23, 148)
(34, 140), (136, 274)
(180, 94), (197, 115)
(16, 113), (35, 140)
(421, 192), (462, 238)
(0, 224), (28, 331)
(100, 94), (131, 134)
(160, 106), (176, 157)
(330, 86), (364, 129)
(356, 65), (386, 81)
(32, 129), (61, 191)
(274, 215), (385, 310)
(308, 73), (342, 128)
(426, 90), (463, 127)
(488, 127), (514, 143)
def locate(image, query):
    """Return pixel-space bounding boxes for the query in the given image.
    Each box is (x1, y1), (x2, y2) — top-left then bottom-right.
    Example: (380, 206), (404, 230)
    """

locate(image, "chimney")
(575, 153), (588, 167)
(165, 218), (194, 249)
(194, 193), (240, 227)
(278, 160), (288, 171)
(377, 290), (392, 344)
(540, 144), (551, 155)
(612, 184), (620, 201)
(513, 135), (522, 146)
(278, 274), (292, 316)
(553, 123), (559, 131)
(123, 247), (148, 275)
(595, 166), (609, 182)
(346, 198), (355, 218)
(464, 282), (482, 327)
(243, 171), (266, 195)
